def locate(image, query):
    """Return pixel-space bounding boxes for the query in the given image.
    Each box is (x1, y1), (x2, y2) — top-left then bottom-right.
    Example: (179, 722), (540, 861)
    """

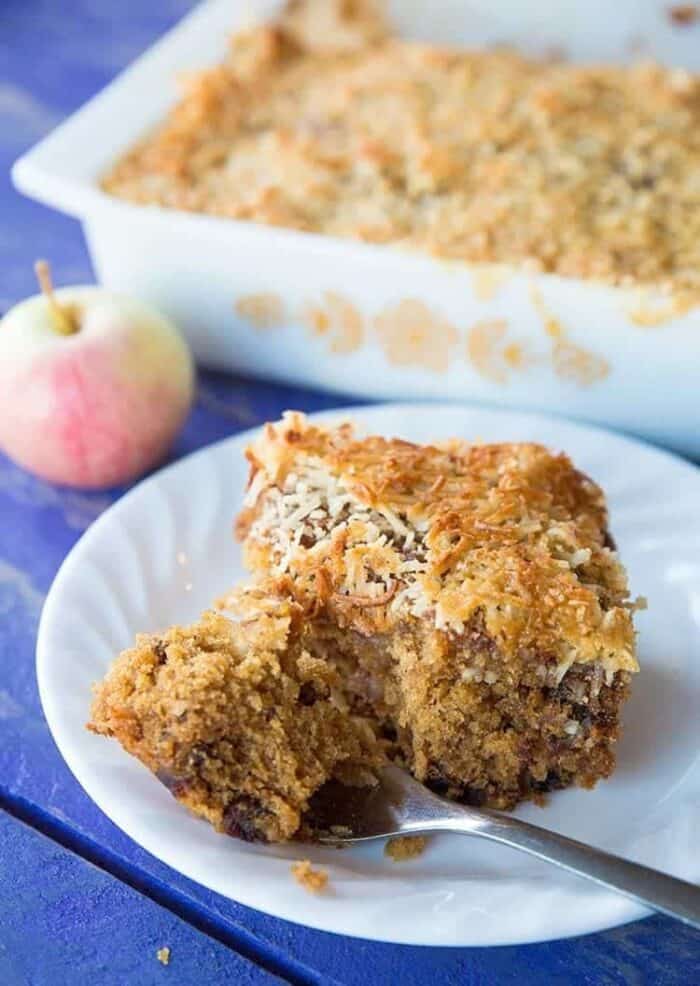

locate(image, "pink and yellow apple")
(0, 265), (194, 488)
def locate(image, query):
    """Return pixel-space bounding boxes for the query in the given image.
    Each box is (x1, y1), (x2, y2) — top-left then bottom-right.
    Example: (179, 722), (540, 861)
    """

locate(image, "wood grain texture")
(0, 812), (283, 986)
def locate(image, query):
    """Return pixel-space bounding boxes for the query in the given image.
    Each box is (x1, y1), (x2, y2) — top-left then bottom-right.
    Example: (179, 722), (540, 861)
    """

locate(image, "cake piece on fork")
(88, 581), (383, 842)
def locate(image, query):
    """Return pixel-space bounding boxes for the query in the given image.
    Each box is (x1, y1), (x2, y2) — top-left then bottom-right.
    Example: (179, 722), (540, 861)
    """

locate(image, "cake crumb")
(385, 835), (428, 862)
(156, 947), (170, 966)
(291, 859), (329, 892)
(669, 4), (699, 24)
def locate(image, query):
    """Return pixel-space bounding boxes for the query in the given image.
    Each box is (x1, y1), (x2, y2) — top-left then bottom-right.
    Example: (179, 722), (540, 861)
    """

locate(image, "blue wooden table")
(2, 3), (699, 983)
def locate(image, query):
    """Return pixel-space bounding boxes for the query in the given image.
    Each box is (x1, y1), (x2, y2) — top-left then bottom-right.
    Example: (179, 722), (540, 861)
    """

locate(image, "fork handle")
(433, 810), (700, 930)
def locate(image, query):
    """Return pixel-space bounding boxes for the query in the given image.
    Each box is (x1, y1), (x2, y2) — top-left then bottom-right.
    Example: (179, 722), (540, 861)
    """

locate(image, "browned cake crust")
(89, 413), (639, 842)
(102, 0), (700, 293)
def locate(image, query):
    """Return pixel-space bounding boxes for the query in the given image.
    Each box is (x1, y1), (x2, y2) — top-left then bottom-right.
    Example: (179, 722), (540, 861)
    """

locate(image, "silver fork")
(310, 766), (700, 931)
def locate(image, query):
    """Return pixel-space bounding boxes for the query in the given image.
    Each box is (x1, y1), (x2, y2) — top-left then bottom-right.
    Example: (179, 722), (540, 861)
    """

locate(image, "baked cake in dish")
(101, 0), (700, 293)
(89, 413), (639, 842)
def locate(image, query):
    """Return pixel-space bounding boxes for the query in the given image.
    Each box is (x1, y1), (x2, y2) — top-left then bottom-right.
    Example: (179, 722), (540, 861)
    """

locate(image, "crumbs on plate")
(291, 859), (329, 893)
(668, 4), (699, 24)
(385, 835), (428, 862)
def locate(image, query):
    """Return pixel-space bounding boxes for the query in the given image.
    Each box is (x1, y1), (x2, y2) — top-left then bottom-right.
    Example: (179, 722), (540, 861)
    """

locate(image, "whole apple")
(0, 269), (194, 489)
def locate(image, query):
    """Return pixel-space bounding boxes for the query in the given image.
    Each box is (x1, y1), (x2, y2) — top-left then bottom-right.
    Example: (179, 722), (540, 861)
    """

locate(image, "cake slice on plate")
(89, 412), (639, 841)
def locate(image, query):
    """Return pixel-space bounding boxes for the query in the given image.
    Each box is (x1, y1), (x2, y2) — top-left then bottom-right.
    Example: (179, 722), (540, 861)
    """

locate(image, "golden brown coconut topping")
(239, 412), (638, 681)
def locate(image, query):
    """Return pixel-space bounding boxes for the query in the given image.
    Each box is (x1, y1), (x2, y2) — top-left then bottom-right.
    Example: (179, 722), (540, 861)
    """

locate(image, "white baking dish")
(12, 0), (700, 457)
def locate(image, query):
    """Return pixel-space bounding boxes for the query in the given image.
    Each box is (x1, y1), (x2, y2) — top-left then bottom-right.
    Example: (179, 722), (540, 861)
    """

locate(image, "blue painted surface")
(0, 811), (284, 986)
(1, 3), (700, 984)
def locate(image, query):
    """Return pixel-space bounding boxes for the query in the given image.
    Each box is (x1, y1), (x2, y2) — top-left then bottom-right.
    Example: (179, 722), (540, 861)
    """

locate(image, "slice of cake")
(89, 412), (639, 841)
(237, 412), (639, 810)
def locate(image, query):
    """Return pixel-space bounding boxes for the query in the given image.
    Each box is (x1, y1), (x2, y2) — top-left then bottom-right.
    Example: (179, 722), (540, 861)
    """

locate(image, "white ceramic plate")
(37, 403), (700, 947)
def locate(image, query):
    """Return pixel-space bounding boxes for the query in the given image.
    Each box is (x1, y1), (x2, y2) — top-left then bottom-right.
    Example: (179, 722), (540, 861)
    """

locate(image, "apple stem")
(34, 259), (78, 336)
